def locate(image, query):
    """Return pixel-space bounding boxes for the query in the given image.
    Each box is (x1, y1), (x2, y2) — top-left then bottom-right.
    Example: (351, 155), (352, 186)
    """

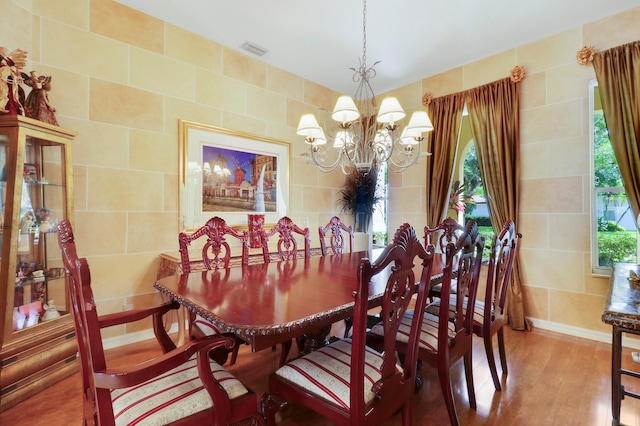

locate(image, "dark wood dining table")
(154, 249), (443, 353)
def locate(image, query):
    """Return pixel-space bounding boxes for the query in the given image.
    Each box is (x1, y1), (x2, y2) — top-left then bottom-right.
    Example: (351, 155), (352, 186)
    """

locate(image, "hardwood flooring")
(2, 327), (639, 425)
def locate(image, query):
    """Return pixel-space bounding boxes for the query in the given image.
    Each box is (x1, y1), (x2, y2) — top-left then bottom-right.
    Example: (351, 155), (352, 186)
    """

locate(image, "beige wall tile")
(31, 65), (89, 120)
(246, 86), (286, 124)
(34, 0), (88, 30)
(546, 136), (590, 177)
(463, 49), (516, 89)
(289, 184), (304, 217)
(521, 142), (547, 179)
(74, 211), (127, 256)
(520, 247), (584, 292)
(584, 253), (609, 296)
(583, 6), (640, 51)
(266, 122), (298, 146)
(520, 72), (546, 110)
(87, 167), (164, 211)
(90, 79), (164, 132)
(390, 186), (424, 215)
(128, 212), (179, 252)
(517, 28), (581, 75)
(129, 48), (196, 101)
(549, 290), (609, 332)
(222, 47), (266, 88)
(130, 130), (178, 173)
(522, 284), (549, 320)
(547, 63), (595, 105)
(380, 81), (423, 111)
(303, 80), (334, 110)
(286, 98), (314, 129)
(520, 176), (583, 213)
(72, 164), (87, 211)
(422, 67), (463, 99)
(90, 0), (163, 54)
(548, 214), (590, 252)
(196, 68), (245, 114)
(64, 117), (130, 167)
(165, 24), (222, 72)
(520, 100), (582, 144)
(31, 14), (40, 62)
(41, 19), (129, 84)
(0, 1), (33, 52)
(164, 174), (179, 212)
(221, 112), (266, 136)
(303, 187), (333, 213)
(290, 157), (318, 187)
(518, 213), (548, 250)
(164, 98), (222, 134)
(87, 253), (160, 300)
(268, 65), (304, 102)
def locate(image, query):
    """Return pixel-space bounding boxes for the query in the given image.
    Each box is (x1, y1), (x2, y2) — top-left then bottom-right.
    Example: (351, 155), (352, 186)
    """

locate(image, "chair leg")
(463, 351), (476, 409)
(343, 317), (353, 338)
(437, 365), (460, 426)
(228, 341), (241, 366)
(497, 327), (508, 376)
(402, 401), (412, 426)
(484, 332), (501, 391)
(279, 340), (292, 366)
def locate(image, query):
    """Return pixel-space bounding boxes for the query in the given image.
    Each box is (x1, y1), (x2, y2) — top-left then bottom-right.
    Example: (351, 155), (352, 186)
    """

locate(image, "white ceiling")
(116, 0), (640, 95)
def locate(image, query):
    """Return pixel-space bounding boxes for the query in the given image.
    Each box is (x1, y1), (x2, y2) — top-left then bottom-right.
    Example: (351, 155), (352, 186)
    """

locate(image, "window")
(590, 80), (638, 274)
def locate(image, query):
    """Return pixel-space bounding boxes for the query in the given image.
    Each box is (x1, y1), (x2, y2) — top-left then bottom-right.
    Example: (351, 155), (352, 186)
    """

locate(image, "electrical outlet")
(124, 304), (134, 311)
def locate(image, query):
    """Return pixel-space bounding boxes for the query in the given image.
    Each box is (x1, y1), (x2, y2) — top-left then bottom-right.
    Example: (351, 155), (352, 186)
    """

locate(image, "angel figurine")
(23, 70), (58, 125)
(0, 47), (28, 116)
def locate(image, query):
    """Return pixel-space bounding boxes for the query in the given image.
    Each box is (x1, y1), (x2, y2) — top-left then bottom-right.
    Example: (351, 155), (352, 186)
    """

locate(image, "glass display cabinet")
(0, 115), (77, 411)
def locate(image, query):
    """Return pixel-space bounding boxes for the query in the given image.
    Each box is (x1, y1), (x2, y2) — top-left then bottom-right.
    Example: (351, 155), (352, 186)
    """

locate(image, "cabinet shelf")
(0, 115), (77, 412)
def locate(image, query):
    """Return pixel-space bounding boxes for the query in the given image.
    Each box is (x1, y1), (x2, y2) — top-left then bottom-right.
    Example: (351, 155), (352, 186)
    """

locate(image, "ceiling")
(116, 0), (640, 95)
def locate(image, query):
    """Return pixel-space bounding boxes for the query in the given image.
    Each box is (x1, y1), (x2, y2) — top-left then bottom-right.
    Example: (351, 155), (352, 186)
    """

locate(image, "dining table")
(154, 249), (444, 354)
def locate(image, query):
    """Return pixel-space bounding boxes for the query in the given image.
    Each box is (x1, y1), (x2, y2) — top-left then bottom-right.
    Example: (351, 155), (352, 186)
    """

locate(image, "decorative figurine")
(22, 70), (59, 125)
(0, 47), (28, 116)
(19, 211), (35, 233)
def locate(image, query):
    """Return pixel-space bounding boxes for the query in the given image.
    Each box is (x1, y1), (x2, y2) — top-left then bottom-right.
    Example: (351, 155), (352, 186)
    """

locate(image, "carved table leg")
(261, 392), (288, 424)
(302, 325), (333, 354)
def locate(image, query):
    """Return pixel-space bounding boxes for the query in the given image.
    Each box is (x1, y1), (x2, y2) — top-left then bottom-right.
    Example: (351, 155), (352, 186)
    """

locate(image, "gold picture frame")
(178, 120), (290, 231)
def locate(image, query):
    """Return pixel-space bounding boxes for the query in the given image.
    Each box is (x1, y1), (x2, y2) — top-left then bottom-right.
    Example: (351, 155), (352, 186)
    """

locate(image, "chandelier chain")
(362, 0), (367, 70)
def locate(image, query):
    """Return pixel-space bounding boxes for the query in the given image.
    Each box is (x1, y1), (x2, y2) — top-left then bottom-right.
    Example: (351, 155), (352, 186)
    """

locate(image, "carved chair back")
(178, 216), (249, 273)
(486, 220), (520, 319)
(318, 215), (354, 256)
(262, 216), (311, 261)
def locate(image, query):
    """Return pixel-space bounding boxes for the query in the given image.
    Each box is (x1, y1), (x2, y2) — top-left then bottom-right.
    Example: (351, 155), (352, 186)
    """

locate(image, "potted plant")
(338, 169), (380, 233)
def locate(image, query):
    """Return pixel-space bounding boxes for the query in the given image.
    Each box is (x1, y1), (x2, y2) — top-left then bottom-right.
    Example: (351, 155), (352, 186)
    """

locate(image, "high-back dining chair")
(262, 216), (311, 261)
(473, 220), (520, 391)
(57, 219), (258, 426)
(178, 216), (252, 365)
(263, 223), (436, 425)
(371, 219), (485, 426)
(424, 217), (466, 301)
(318, 215), (354, 256)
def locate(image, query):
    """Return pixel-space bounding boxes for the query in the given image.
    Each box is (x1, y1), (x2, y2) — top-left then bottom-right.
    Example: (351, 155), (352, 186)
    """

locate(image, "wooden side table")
(602, 262), (640, 425)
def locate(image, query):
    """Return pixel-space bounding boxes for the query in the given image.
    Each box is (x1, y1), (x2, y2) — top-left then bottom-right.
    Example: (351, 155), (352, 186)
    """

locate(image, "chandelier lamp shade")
(297, 0), (434, 174)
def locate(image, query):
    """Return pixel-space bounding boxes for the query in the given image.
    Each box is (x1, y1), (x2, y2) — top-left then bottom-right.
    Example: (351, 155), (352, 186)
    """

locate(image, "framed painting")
(179, 120), (290, 231)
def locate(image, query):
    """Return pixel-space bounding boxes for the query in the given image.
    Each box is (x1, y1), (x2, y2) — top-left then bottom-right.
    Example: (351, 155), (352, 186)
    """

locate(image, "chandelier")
(296, 0), (434, 175)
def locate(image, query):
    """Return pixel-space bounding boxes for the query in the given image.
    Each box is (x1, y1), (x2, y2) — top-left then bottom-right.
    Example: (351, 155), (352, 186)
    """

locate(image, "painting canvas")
(179, 120), (290, 230)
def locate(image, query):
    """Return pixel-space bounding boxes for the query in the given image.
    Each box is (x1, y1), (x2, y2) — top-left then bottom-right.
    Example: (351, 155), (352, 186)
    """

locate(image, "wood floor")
(2, 326), (639, 425)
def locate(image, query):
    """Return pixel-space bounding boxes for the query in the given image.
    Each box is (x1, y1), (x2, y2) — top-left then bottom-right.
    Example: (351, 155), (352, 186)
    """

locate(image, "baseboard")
(528, 317), (640, 350)
(102, 318), (640, 351)
(102, 323), (180, 351)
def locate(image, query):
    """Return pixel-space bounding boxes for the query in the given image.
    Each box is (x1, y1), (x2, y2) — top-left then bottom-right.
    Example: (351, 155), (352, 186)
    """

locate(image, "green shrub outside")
(598, 231), (638, 267)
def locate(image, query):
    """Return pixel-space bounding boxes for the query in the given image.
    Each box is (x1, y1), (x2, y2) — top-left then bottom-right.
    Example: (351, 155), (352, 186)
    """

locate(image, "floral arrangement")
(337, 168), (381, 231)
(448, 180), (474, 213)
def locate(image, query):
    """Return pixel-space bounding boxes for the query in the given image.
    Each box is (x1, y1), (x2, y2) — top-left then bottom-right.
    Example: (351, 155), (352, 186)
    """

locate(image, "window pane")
(596, 190), (638, 268)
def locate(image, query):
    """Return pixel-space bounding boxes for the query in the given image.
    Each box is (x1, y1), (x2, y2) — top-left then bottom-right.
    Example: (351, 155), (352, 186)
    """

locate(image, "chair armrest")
(98, 300), (179, 328)
(93, 335), (236, 390)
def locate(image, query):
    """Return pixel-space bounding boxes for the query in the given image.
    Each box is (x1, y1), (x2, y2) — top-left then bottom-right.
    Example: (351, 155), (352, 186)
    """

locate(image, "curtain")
(425, 93), (465, 228)
(592, 41), (640, 223)
(466, 78), (529, 330)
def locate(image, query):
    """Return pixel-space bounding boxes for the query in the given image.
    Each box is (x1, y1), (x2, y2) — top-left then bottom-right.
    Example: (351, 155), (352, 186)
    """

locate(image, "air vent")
(241, 41), (268, 57)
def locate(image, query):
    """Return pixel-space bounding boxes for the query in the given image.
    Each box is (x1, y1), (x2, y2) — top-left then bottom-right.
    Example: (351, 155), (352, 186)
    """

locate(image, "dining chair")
(424, 217), (466, 301)
(370, 219), (485, 426)
(318, 215), (354, 256)
(57, 219), (259, 426)
(178, 216), (253, 365)
(318, 216), (358, 338)
(262, 223), (437, 425)
(426, 220), (521, 391)
(262, 216), (311, 261)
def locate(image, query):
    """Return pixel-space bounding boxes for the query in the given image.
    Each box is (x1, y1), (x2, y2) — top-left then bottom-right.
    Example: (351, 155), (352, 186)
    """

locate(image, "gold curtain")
(425, 93), (465, 228)
(466, 78), (528, 330)
(592, 41), (640, 222)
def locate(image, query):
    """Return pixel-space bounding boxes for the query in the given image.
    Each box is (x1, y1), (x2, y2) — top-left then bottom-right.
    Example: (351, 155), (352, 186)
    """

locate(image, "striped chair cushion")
(424, 296), (488, 325)
(194, 316), (220, 336)
(111, 354), (248, 426)
(273, 339), (394, 410)
(370, 310), (456, 352)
